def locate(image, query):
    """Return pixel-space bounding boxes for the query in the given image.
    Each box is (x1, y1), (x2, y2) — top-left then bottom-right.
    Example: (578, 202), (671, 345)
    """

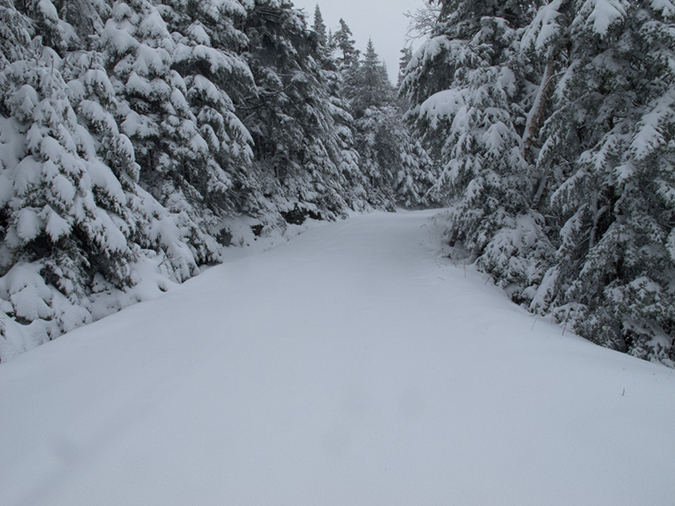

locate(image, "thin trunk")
(588, 191), (608, 251)
(531, 168), (548, 210)
(522, 58), (556, 162)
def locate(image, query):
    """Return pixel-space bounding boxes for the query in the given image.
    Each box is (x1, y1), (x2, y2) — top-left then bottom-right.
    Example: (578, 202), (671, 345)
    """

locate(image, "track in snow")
(1, 210), (674, 506)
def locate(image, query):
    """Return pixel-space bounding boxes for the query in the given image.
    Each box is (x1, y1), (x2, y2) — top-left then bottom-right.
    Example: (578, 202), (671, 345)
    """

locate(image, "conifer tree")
(310, 7), (368, 211)
(239, 0), (351, 221)
(312, 4), (327, 49)
(102, 0), (222, 274)
(0, 0), (32, 69)
(346, 39), (435, 208)
(0, 14), (139, 347)
(161, 0), (256, 214)
(333, 18), (357, 70)
(527, 0), (675, 364)
(402, 0), (550, 296)
(397, 46), (412, 89)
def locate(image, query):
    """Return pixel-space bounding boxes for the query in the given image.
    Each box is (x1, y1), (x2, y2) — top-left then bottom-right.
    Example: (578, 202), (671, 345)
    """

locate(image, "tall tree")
(312, 4), (327, 48)
(397, 46), (412, 89)
(347, 39), (435, 208)
(238, 0), (353, 221)
(527, 0), (675, 364)
(402, 0), (550, 299)
(102, 0), (225, 277)
(310, 8), (368, 211)
(161, 0), (256, 214)
(332, 18), (357, 70)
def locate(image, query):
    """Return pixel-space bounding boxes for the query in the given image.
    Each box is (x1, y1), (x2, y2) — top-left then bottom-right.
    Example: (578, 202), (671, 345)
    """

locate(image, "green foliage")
(405, 0), (675, 366)
(0, 0), (435, 360)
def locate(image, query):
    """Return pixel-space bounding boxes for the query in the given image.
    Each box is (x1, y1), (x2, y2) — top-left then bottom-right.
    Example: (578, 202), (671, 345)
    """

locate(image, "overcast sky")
(289, 0), (426, 84)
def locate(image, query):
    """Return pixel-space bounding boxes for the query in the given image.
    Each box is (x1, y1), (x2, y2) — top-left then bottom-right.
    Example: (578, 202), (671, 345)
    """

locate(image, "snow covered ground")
(1, 210), (674, 506)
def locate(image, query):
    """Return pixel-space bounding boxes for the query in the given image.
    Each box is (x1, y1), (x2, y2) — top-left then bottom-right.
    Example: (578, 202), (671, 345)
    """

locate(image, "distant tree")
(332, 18), (357, 70)
(397, 46), (412, 89)
(312, 4), (327, 48)
(347, 39), (435, 208)
(239, 0), (355, 221)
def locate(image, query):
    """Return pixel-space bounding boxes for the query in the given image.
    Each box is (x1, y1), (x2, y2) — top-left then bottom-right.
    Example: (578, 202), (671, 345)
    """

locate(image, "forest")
(1, 0), (674, 368)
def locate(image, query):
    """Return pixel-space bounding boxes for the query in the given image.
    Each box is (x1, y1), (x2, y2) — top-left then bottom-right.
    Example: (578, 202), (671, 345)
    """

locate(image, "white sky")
(290, 0), (426, 84)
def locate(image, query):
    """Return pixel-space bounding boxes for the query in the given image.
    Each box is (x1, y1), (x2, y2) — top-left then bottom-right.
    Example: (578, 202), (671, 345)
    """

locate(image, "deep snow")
(1, 210), (674, 506)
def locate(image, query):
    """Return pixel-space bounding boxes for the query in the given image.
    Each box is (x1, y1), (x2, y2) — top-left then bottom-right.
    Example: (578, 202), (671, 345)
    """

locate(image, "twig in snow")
(561, 308), (571, 335)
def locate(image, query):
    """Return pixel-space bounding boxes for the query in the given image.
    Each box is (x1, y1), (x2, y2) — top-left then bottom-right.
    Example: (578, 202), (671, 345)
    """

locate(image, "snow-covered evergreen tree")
(397, 46), (413, 89)
(102, 0), (223, 273)
(527, 0), (675, 364)
(0, 19), (140, 356)
(332, 17), (357, 71)
(405, 0), (675, 366)
(402, 0), (551, 297)
(0, 0), (32, 69)
(345, 39), (435, 208)
(310, 7), (369, 212)
(161, 0), (256, 214)
(238, 0), (354, 222)
(312, 4), (327, 50)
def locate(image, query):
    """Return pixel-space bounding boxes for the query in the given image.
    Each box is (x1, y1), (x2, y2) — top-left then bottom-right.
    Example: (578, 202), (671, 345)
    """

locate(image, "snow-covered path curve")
(1, 211), (674, 506)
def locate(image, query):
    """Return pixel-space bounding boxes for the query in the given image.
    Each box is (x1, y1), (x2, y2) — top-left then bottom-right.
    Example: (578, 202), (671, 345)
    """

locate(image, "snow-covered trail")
(1, 211), (674, 506)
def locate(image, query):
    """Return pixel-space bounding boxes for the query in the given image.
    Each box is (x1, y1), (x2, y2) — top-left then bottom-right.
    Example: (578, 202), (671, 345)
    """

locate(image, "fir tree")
(346, 39), (435, 208)
(102, 0), (223, 274)
(0, 0), (32, 69)
(402, 0), (550, 298)
(161, 0), (256, 214)
(309, 9), (367, 211)
(239, 0), (351, 221)
(397, 46), (412, 89)
(332, 18), (357, 70)
(312, 4), (327, 49)
(0, 27), (137, 343)
(528, 0), (675, 364)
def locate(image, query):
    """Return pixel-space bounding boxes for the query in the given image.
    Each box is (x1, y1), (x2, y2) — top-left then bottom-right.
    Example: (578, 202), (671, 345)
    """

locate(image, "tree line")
(1, 0), (673, 368)
(0, 0), (433, 360)
(402, 0), (675, 366)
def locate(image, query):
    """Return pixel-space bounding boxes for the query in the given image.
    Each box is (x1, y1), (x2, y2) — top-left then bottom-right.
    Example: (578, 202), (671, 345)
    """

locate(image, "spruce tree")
(161, 0), (256, 214)
(238, 0), (360, 222)
(0, 10), (139, 349)
(346, 39), (435, 208)
(310, 7), (368, 211)
(312, 4), (327, 49)
(402, 0), (550, 298)
(527, 0), (675, 364)
(102, 0), (222, 276)
(333, 18), (357, 70)
(397, 46), (412, 89)
(0, 0), (32, 69)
